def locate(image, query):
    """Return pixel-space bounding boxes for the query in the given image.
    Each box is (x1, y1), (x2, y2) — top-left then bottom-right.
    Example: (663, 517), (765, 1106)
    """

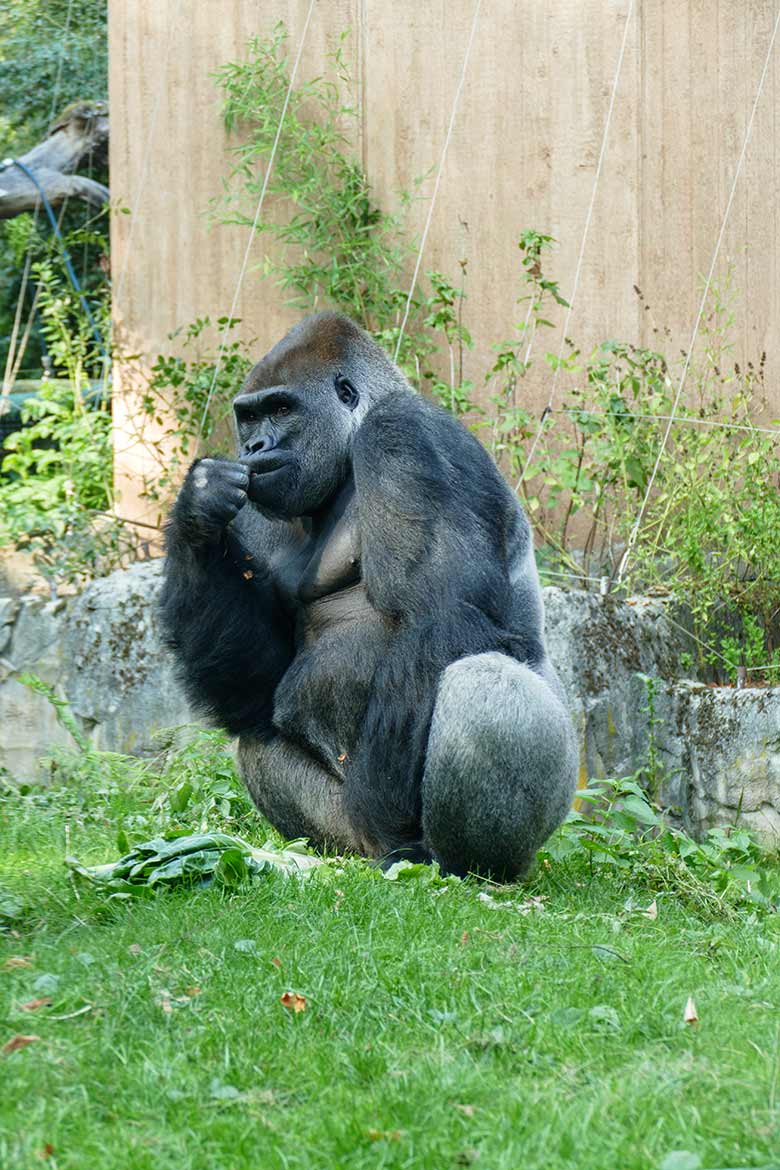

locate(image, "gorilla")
(160, 312), (577, 878)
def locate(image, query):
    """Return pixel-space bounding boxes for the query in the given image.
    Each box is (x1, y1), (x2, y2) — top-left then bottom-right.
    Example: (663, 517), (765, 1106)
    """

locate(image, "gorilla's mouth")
(245, 456), (295, 507)
(241, 451), (291, 476)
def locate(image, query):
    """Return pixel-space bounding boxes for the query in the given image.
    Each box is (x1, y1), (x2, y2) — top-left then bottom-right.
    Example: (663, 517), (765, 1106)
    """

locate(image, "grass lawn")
(2, 736), (780, 1170)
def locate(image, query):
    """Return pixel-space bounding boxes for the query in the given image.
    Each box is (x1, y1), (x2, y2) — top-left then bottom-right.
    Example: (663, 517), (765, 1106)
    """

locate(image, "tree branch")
(0, 101), (109, 220)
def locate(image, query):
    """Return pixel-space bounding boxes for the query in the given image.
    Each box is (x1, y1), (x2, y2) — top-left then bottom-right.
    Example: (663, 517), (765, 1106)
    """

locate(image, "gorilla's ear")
(335, 374), (359, 411)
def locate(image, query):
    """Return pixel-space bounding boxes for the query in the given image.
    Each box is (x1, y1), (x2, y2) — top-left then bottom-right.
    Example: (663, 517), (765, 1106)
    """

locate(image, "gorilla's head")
(232, 312), (410, 520)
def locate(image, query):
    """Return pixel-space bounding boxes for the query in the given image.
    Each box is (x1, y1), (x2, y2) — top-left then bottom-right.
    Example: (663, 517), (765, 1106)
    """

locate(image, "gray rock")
(544, 587), (696, 783)
(0, 596), (18, 655)
(62, 559), (192, 755)
(7, 595), (65, 672)
(675, 682), (780, 840)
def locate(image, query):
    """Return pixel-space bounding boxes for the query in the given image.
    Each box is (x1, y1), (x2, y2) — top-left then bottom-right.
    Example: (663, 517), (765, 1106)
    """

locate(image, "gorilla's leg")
(421, 652), (578, 880)
(237, 735), (379, 856)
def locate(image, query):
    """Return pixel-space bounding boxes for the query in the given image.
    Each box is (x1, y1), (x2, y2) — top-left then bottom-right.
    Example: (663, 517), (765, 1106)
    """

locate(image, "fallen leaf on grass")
(0, 890), (24, 922)
(659, 1153), (702, 1170)
(156, 988), (197, 1014)
(454, 1103), (476, 1117)
(367, 1128), (403, 1142)
(2, 1034), (40, 1054)
(20, 998), (51, 1012)
(271, 957), (281, 969)
(3, 956), (32, 971)
(684, 996), (699, 1025)
(589, 1004), (621, 1033)
(645, 899), (658, 920)
(128, 943), (142, 956)
(460, 931), (470, 946)
(455, 1150), (480, 1165)
(233, 939), (258, 955)
(210, 1079), (241, 1101)
(48, 1004), (92, 1022)
(35, 1144), (55, 1160)
(280, 991), (307, 1013)
(477, 891), (546, 915)
(32, 974), (60, 995)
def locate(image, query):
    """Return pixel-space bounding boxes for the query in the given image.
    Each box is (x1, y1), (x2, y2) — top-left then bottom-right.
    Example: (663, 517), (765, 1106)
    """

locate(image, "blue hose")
(2, 156), (108, 359)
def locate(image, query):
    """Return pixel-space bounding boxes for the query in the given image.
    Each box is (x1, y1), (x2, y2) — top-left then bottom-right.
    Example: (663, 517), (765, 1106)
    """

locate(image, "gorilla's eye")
(272, 404), (291, 418)
(335, 375), (359, 410)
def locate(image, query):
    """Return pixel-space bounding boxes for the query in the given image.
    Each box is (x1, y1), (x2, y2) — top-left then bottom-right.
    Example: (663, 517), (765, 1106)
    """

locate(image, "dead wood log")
(0, 101), (109, 220)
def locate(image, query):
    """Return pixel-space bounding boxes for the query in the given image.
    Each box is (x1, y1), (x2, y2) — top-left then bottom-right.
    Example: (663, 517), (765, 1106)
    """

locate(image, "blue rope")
(2, 157), (108, 359)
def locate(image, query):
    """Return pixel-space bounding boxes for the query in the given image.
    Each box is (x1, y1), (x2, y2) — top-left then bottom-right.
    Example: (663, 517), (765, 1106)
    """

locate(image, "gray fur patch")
(422, 652), (578, 878)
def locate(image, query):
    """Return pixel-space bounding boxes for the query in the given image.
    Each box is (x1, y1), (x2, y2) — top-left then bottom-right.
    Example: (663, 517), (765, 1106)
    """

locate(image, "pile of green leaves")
(67, 831), (323, 898)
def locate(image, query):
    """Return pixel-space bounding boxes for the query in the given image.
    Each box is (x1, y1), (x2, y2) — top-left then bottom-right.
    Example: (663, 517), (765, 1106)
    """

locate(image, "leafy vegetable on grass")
(66, 832), (324, 897)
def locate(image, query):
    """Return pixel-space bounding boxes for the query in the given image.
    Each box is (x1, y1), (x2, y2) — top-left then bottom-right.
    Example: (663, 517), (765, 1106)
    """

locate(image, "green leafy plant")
(542, 774), (780, 914)
(421, 264), (475, 416)
(213, 25), (462, 383)
(0, 258), (135, 592)
(150, 726), (255, 833)
(481, 231), (570, 479)
(483, 244), (780, 682)
(138, 316), (253, 504)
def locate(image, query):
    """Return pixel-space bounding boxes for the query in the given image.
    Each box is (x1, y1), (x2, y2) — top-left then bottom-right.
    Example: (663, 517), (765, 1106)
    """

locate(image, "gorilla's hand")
(175, 458), (249, 544)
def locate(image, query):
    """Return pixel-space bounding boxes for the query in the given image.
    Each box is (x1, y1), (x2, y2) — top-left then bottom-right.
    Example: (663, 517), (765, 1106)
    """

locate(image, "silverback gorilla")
(160, 312), (577, 878)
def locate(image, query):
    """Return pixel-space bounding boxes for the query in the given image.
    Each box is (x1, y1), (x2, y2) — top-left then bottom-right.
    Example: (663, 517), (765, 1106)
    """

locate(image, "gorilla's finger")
(224, 467), (250, 485)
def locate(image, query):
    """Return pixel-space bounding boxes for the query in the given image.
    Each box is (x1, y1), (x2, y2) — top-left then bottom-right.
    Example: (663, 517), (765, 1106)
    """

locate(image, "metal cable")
(616, 4), (780, 585)
(515, 0), (636, 490)
(196, 0), (318, 443)
(392, 0), (483, 365)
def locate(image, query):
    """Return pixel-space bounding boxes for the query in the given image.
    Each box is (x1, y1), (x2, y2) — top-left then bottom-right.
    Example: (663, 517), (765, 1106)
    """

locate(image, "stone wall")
(0, 561), (190, 778)
(2, 562), (779, 843)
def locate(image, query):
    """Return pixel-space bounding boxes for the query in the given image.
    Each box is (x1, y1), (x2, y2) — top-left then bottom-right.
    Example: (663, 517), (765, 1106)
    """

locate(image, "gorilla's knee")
(422, 652), (578, 880)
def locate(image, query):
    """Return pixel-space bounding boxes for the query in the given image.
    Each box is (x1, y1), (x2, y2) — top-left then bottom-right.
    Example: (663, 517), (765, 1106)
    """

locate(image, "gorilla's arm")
(159, 459), (295, 735)
(346, 395), (545, 852)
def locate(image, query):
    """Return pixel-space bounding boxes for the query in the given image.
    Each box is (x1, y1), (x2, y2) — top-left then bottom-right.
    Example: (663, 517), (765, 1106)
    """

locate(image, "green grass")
(2, 740), (780, 1170)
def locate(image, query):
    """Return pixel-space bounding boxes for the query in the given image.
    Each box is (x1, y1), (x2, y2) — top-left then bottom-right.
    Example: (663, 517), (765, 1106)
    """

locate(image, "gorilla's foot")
(422, 651), (578, 881)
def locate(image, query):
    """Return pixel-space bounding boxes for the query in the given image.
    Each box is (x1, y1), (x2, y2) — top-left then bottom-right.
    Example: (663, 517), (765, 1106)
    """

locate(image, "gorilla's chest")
(270, 488), (392, 776)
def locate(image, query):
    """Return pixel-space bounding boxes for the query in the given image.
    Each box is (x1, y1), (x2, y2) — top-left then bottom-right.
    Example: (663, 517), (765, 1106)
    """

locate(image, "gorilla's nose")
(244, 436), (273, 456)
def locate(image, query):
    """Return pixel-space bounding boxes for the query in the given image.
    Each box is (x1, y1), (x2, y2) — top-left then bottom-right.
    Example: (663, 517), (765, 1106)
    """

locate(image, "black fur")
(344, 394), (544, 852)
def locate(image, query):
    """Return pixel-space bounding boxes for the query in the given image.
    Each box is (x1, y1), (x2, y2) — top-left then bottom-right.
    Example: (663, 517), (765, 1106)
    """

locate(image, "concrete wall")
(109, 1), (780, 519)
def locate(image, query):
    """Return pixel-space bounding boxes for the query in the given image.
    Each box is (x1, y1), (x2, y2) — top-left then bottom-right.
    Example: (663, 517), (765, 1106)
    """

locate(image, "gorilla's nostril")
(246, 437), (269, 456)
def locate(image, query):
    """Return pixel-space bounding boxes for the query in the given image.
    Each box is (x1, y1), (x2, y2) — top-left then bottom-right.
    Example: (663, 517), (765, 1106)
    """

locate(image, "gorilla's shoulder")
(354, 392), (518, 526)
(357, 392), (493, 468)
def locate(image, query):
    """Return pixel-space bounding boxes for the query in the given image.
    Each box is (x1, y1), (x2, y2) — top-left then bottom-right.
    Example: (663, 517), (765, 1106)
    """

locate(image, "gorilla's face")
(233, 320), (361, 521)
